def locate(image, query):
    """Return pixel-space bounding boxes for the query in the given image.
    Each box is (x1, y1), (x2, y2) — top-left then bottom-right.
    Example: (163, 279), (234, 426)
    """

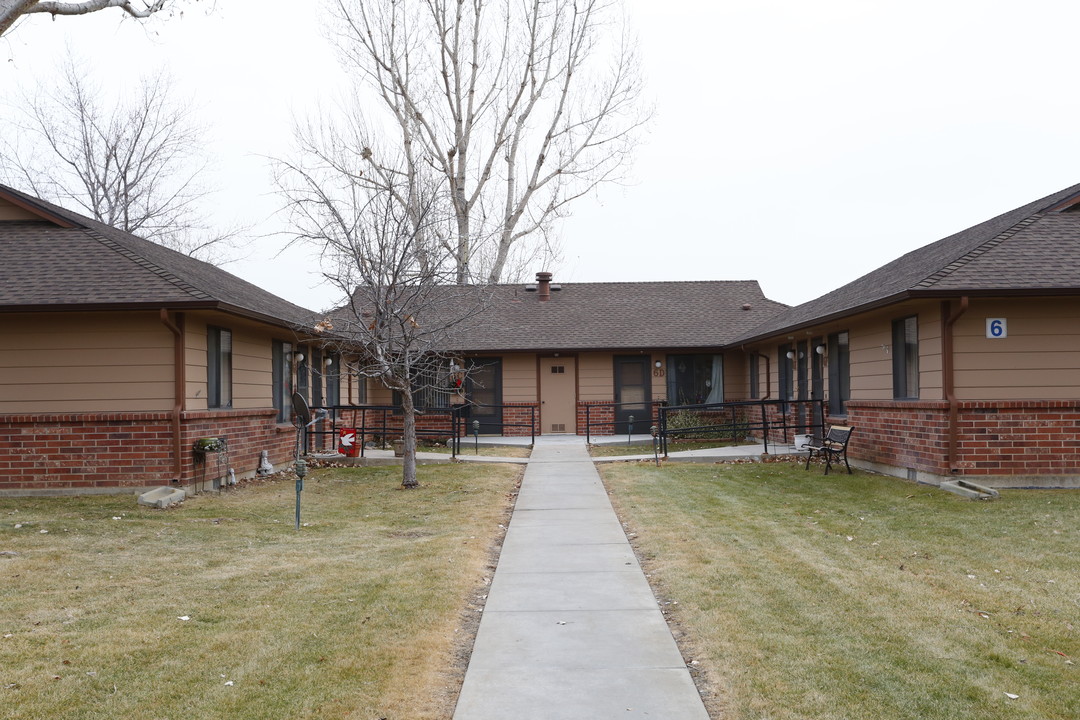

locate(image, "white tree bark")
(0, 0), (169, 37)
(327, 0), (650, 284)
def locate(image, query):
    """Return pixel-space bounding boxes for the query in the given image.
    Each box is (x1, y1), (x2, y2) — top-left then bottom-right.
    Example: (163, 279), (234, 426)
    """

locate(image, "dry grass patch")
(601, 461), (1079, 720)
(0, 463), (521, 720)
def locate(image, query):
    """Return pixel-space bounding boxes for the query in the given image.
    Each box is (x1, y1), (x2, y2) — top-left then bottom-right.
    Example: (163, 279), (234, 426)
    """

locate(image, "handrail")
(304, 402), (537, 458)
(656, 398), (827, 456)
(583, 400), (666, 443)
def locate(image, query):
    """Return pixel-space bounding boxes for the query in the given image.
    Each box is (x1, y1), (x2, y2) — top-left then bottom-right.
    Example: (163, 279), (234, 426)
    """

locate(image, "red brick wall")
(0, 412), (174, 494)
(578, 401), (662, 436)
(180, 409), (295, 486)
(844, 400), (1080, 480)
(1, 409), (295, 495)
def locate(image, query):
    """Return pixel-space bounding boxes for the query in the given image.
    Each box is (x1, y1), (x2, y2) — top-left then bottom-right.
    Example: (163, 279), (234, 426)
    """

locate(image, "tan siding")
(369, 383), (393, 405)
(953, 298), (1080, 399)
(185, 313), (283, 411)
(232, 331), (273, 410)
(578, 352), (614, 401)
(723, 352), (744, 400)
(0, 312), (174, 413)
(850, 321), (895, 400)
(502, 354), (538, 403)
(0, 198), (38, 220)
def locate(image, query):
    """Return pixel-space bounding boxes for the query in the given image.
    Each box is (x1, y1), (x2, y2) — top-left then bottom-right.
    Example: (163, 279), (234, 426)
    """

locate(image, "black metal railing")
(449, 403), (536, 455)
(656, 398), (827, 456)
(583, 401), (667, 443)
(303, 402), (536, 458)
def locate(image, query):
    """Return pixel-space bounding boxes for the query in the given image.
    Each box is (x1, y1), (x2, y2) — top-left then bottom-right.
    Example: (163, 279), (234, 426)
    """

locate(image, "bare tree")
(0, 55), (236, 260)
(0, 0), (182, 37)
(326, 0), (650, 284)
(275, 144), (489, 488)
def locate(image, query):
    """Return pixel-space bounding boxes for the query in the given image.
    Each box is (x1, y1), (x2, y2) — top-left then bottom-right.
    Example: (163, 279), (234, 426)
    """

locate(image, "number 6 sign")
(986, 318), (1007, 338)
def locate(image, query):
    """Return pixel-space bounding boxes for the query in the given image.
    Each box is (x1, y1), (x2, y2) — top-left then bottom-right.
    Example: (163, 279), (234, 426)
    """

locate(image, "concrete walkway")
(452, 435), (711, 719)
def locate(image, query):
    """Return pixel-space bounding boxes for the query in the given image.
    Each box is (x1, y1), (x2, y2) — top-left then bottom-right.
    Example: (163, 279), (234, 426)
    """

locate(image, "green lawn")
(600, 461), (1079, 720)
(0, 464), (521, 720)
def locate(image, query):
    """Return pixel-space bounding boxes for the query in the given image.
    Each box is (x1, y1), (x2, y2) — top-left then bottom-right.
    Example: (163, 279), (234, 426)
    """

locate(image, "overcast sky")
(4, 0), (1080, 313)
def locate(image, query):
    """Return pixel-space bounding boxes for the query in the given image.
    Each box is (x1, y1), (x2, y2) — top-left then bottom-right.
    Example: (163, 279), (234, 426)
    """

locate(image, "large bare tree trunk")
(327, 0), (650, 283)
(399, 385), (419, 489)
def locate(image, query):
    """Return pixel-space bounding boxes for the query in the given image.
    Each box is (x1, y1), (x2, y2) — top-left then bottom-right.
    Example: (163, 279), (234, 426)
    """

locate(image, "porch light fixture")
(786, 351), (795, 360)
(654, 361), (662, 368)
(815, 345), (826, 355)
(293, 352), (305, 363)
(325, 357), (334, 366)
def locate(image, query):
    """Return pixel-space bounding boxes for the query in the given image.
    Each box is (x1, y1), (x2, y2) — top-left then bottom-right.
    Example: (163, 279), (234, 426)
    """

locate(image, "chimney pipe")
(536, 271), (552, 302)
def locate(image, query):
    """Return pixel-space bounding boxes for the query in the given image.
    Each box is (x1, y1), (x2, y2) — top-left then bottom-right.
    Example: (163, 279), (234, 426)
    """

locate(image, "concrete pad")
(466, 609), (686, 671)
(136, 486), (186, 509)
(483, 569), (659, 613)
(453, 667), (710, 720)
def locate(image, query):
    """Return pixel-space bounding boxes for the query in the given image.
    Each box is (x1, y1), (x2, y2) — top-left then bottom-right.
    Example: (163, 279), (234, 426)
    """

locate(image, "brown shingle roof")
(734, 182), (1080, 343)
(339, 279), (788, 352)
(0, 185), (319, 329)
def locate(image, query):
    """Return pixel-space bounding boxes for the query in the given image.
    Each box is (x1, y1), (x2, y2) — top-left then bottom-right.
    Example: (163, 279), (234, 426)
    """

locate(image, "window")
(827, 331), (850, 415)
(272, 340), (293, 423)
(297, 349), (309, 402)
(778, 343), (793, 401)
(325, 352), (340, 408)
(394, 362), (453, 409)
(666, 354), (723, 405)
(207, 326), (232, 408)
(311, 348), (324, 408)
(892, 316), (919, 399)
(749, 353), (760, 399)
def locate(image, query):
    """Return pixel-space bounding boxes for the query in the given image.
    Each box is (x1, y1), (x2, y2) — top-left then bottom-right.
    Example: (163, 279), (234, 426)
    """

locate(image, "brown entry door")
(614, 355), (650, 434)
(539, 357), (576, 433)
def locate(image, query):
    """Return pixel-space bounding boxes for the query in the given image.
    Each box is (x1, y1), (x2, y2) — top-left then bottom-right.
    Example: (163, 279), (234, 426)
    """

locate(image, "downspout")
(160, 309), (186, 482)
(942, 297), (968, 474)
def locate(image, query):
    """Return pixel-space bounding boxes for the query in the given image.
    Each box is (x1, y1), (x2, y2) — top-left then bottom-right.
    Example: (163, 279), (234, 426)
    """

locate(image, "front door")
(613, 355), (651, 434)
(539, 357), (576, 433)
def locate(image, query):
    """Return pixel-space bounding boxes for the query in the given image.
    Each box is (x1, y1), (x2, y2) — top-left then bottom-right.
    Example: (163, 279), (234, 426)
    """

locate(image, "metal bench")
(804, 425), (854, 475)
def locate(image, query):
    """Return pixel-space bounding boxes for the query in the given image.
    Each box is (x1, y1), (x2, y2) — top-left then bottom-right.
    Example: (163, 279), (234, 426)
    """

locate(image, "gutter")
(941, 296), (969, 473)
(159, 309), (186, 482)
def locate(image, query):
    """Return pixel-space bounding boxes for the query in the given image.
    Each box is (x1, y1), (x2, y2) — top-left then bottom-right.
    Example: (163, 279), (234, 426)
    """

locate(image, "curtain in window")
(705, 355), (723, 403)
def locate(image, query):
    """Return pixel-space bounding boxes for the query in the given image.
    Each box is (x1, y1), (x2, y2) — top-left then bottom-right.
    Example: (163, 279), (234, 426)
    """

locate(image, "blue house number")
(986, 318), (1007, 338)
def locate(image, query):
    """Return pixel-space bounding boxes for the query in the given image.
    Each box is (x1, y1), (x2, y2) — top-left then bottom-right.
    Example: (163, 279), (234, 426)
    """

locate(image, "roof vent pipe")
(536, 271), (553, 302)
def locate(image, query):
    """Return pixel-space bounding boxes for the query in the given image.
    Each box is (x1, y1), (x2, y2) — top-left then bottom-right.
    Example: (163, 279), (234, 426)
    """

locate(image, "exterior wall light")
(815, 345), (826, 355)
(654, 360), (662, 368)
(294, 353), (305, 363)
(785, 351), (795, 360)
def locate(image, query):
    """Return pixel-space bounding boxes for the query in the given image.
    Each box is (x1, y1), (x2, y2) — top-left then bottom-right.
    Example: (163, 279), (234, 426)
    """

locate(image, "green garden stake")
(294, 457), (306, 530)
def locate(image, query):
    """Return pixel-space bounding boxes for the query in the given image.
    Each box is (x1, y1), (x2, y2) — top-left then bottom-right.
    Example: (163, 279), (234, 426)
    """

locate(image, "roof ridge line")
(913, 215), (1042, 289)
(85, 229), (213, 301)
